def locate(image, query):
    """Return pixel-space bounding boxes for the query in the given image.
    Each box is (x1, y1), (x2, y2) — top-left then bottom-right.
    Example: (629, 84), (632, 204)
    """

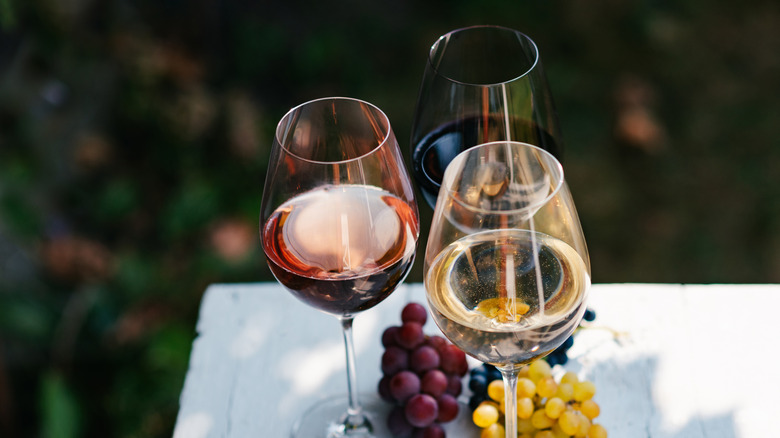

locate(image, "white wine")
(425, 229), (590, 367)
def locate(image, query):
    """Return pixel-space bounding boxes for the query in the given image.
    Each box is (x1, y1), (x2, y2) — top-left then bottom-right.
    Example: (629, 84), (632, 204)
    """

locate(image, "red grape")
(378, 301), (473, 436)
(389, 370), (421, 403)
(436, 393), (459, 422)
(382, 326), (400, 348)
(426, 335), (448, 352)
(420, 369), (448, 398)
(413, 424), (445, 438)
(401, 302), (428, 325)
(387, 406), (414, 436)
(439, 344), (468, 376)
(396, 322), (425, 350)
(410, 345), (440, 374)
(378, 375), (393, 402)
(446, 374), (462, 397)
(381, 346), (409, 376)
(404, 394), (439, 428)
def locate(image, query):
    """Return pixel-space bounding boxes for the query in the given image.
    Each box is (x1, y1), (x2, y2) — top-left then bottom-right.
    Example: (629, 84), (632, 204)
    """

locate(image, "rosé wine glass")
(261, 97), (420, 437)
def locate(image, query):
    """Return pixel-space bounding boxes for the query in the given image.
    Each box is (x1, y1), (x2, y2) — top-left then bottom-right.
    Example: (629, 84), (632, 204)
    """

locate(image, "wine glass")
(410, 25), (564, 208)
(260, 97), (420, 437)
(423, 141), (590, 438)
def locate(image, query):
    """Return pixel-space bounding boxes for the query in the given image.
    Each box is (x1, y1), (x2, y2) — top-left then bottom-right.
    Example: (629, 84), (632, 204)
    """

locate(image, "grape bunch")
(546, 308), (597, 367)
(378, 302), (469, 437)
(468, 360), (607, 437)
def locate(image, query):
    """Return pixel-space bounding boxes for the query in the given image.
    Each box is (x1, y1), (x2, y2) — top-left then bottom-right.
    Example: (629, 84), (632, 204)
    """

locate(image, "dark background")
(1, 0), (778, 436)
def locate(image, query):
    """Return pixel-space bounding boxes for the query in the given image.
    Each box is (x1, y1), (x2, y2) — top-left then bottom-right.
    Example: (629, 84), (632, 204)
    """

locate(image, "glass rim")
(274, 96), (392, 165)
(428, 25), (540, 87)
(441, 140), (564, 215)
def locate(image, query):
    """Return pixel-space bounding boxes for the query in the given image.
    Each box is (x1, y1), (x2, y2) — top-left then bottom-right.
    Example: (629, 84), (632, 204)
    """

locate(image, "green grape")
(466, 359), (607, 438)
(531, 409), (555, 429)
(560, 371), (579, 385)
(537, 376), (558, 398)
(575, 412), (591, 436)
(518, 417), (537, 434)
(573, 381), (596, 402)
(487, 379), (504, 403)
(550, 422), (570, 438)
(480, 423), (505, 438)
(555, 382), (574, 402)
(517, 377), (537, 398)
(473, 402), (499, 428)
(529, 360), (552, 381)
(588, 423), (608, 438)
(518, 396), (535, 419)
(579, 399), (600, 420)
(544, 397), (566, 419)
(558, 410), (581, 435)
(518, 365), (531, 379)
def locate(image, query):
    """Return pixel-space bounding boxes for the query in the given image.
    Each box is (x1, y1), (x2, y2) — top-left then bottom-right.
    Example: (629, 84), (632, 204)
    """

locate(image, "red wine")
(262, 184), (419, 316)
(411, 115), (561, 207)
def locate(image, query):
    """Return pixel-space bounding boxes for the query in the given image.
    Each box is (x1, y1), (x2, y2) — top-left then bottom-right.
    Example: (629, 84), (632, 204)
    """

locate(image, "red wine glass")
(411, 25), (565, 208)
(260, 97), (420, 437)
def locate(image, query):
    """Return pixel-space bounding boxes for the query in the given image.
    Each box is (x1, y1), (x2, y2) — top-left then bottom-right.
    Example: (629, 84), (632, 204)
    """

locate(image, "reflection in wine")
(263, 184), (418, 317)
(426, 229), (589, 368)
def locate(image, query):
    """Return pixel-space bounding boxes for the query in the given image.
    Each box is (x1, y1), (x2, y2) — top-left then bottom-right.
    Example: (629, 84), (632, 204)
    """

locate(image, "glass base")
(290, 393), (480, 438)
(291, 393), (392, 438)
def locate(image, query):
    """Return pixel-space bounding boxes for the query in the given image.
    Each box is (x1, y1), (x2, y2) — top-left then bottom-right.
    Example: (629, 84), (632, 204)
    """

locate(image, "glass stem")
(499, 365), (520, 438)
(339, 316), (370, 432)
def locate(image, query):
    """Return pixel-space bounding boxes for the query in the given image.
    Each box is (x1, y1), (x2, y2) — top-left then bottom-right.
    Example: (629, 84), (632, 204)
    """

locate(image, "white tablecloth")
(173, 283), (780, 437)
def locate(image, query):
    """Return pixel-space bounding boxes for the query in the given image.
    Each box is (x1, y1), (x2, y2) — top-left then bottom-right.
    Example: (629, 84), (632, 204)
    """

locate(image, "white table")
(173, 283), (780, 437)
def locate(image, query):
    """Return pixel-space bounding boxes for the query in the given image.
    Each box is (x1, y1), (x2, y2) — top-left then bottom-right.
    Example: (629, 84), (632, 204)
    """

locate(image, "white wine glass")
(410, 25), (564, 208)
(260, 97), (420, 437)
(423, 141), (590, 438)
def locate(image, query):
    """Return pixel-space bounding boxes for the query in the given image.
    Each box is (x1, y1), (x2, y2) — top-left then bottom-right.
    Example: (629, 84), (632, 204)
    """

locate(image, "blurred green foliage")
(0, 0), (778, 436)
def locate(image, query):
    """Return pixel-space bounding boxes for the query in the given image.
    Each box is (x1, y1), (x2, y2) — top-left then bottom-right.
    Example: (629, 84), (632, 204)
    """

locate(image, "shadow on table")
(565, 353), (737, 438)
